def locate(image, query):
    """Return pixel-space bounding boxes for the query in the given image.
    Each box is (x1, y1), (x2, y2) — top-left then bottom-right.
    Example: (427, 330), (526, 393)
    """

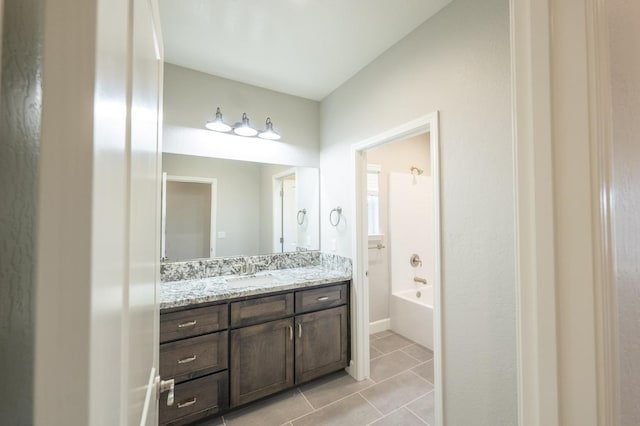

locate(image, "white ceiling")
(159, 0), (452, 101)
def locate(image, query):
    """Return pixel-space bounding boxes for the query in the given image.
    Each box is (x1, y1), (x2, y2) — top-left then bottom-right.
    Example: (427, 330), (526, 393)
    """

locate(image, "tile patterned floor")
(196, 331), (435, 426)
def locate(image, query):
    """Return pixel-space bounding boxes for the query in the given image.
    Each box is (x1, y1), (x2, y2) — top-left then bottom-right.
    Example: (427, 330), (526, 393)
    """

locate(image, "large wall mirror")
(161, 153), (320, 262)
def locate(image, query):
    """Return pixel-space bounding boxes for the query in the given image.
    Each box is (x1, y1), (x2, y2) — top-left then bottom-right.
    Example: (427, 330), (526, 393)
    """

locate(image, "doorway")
(351, 112), (442, 424)
(161, 175), (217, 262)
(272, 169), (298, 253)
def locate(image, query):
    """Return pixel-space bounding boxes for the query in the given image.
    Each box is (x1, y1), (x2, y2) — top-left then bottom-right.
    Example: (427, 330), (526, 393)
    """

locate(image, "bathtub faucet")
(414, 276), (428, 285)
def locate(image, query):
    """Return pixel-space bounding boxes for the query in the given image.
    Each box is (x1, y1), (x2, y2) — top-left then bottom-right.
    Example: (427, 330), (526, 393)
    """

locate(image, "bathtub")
(390, 285), (434, 350)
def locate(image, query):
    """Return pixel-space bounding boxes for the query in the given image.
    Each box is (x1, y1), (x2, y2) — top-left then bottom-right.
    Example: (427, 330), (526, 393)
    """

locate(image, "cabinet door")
(295, 306), (348, 383)
(230, 318), (294, 407)
(295, 305), (348, 384)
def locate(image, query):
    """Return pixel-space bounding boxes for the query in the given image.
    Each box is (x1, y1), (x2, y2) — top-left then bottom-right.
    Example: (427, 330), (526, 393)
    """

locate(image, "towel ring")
(329, 206), (342, 227)
(297, 208), (307, 225)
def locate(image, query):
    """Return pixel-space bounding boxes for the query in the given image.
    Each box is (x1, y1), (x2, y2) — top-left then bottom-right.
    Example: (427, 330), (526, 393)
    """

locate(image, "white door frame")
(163, 175), (218, 258)
(350, 112), (442, 424)
(272, 168), (297, 252)
(510, 0), (617, 424)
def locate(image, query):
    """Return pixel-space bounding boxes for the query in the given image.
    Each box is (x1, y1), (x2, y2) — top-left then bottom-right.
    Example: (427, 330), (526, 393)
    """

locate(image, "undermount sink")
(225, 274), (275, 287)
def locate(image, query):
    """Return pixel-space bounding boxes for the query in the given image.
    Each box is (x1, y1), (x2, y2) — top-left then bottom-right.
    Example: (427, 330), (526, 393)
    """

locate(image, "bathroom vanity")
(158, 258), (351, 426)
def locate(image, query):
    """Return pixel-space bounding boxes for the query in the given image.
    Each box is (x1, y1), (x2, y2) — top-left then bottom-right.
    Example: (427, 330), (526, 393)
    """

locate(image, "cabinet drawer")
(295, 283), (348, 314)
(230, 293), (294, 328)
(160, 304), (228, 343)
(159, 371), (229, 426)
(160, 331), (228, 383)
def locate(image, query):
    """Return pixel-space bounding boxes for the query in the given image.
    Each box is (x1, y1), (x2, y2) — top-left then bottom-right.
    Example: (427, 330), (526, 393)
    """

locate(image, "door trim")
(510, 0), (618, 424)
(164, 175), (218, 259)
(350, 112), (442, 425)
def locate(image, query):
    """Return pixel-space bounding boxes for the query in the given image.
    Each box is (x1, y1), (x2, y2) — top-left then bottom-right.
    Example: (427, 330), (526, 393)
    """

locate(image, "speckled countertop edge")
(160, 265), (351, 310)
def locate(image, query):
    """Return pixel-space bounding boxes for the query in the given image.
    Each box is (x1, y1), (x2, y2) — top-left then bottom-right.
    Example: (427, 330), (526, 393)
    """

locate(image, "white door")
(129, 0), (163, 424)
(282, 177), (297, 252)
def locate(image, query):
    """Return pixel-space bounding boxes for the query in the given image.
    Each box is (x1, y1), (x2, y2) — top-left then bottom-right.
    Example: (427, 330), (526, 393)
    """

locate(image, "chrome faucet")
(414, 276), (427, 285)
(240, 258), (256, 275)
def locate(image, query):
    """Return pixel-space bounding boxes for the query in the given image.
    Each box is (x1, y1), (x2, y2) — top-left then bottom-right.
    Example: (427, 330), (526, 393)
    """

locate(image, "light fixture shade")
(233, 112), (258, 137)
(258, 117), (281, 140)
(205, 107), (232, 132)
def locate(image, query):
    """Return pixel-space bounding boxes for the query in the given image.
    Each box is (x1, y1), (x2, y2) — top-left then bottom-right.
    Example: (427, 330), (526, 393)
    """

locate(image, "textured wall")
(0, 0), (43, 423)
(320, 0), (516, 423)
(609, 1), (640, 424)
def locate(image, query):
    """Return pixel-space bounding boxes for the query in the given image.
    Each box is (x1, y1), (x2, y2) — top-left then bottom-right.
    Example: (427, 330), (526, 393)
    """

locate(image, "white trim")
(585, 0), (619, 423)
(165, 175), (218, 258)
(369, 318), (391, 335)
(272, 168), (297, 252)
(510, 1), (559, 424)
(511, 0), (618, 424)
(350, 112), (442, 425)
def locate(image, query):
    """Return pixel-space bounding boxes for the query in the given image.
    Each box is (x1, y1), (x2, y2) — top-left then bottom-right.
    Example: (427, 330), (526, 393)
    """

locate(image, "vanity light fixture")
(205, 107), (232, 132)
(205, 107), (281, 140)
(258, 118), (281, 140)
(233, 112), (258, 137)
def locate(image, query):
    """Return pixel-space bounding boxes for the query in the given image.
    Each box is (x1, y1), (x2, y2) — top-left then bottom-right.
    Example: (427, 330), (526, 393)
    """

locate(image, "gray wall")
(163, 63), (320, 167)
(319, 0), (516, 423)
(609, 1), (640, 425)
(163, 153), (265, 257)
(0, 0), (43, 423)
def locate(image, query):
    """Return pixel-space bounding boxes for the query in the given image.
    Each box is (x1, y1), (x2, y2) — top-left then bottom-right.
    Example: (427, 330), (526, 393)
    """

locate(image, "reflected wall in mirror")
(161, 153), (319, 261)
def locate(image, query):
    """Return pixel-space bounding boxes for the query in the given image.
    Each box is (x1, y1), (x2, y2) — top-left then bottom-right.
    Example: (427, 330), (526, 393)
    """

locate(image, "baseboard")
(369, 318), (391, 335)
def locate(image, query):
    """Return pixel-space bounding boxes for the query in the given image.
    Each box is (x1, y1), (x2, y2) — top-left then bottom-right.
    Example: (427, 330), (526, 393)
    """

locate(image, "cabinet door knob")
(297, 323), (303, 338)
(288, 324), (293, 341)
(177, 397), (197, 409)
(317, 296), (329, 301)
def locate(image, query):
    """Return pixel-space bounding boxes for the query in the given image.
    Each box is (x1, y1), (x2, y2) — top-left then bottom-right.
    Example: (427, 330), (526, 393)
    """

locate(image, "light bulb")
(258, 118), (281, 140)
(205, 107), (231, 132)
(233, 112), (258, 137)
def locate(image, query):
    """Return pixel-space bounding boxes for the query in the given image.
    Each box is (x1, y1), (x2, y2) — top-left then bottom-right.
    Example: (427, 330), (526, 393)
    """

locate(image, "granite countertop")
(160, 265), (352, 310)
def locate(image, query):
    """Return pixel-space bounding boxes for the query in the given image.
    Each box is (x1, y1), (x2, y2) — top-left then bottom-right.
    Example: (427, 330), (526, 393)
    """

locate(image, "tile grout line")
(370, 340), (414, 354)
(400, 345), (435, 363)
(408, 368), (435, 386)
(403, 391), (435, 425)
(369, 349), (428, 384)
(358, 390), (386, 419)
(296, 387), (316, 412)
(364, 407), (404, 426)
(285, 387), (375, 424)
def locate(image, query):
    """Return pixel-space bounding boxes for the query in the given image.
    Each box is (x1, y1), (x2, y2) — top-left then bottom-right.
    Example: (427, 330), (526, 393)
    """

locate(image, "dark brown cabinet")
(230, 318), (294, 406)
(159, 302), (229, 426)
(229, 282), (349, 408)
(160, 280), (350, 423)
(295, 305), (348, 383)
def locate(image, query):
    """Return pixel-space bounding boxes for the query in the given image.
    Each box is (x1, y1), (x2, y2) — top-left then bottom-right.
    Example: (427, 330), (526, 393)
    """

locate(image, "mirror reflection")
(161, 153), (319, 262)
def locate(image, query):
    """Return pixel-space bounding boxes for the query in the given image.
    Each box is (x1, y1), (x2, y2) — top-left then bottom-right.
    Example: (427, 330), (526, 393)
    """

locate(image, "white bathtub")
(390, 286), (434, 350)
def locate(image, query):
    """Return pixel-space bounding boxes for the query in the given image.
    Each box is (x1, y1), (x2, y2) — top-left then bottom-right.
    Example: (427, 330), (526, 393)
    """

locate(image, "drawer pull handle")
(317, 296), (329, 301)
(177, 398), (197, 409)
(177, 355), (197, 364)
(288, 325), (293, 341)
(297, 323), (303, 338)
(177, 320), (197, 328)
